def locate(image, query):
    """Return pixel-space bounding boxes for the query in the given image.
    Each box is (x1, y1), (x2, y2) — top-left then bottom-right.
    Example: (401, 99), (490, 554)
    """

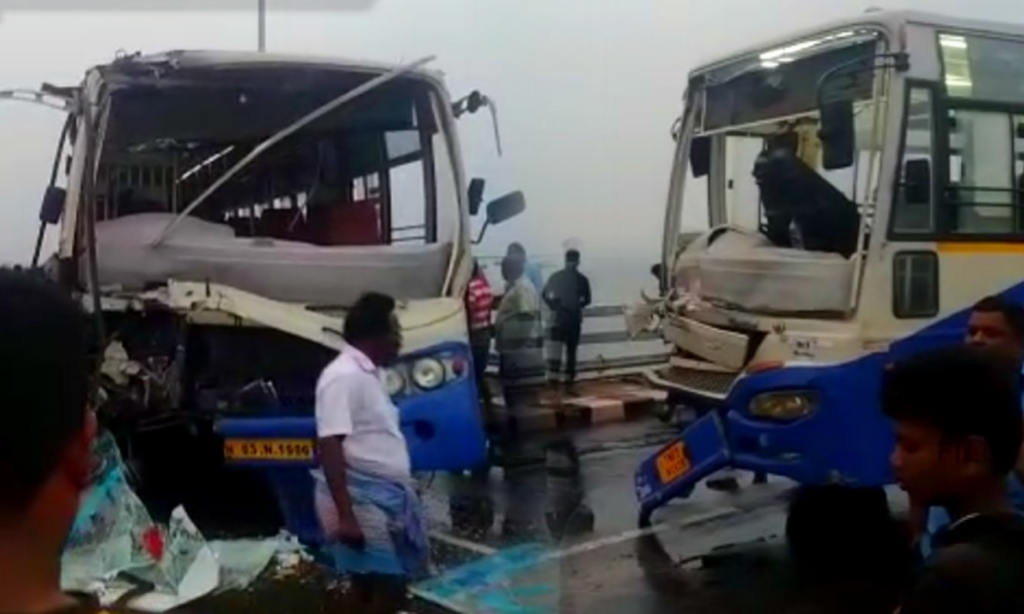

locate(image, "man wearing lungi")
(314, 292), (428, 614)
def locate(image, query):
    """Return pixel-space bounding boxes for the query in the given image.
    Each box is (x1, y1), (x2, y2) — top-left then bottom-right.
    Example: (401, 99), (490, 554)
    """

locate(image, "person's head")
(965, 295), (1024, 361)
(502, 255), (524, 283)
(883, 345), (1023, 508)
(0, 269), (94, 551)
(507, 242), (527, 259)
(472, 259), (481, 278)
(343, 292), (402, 366)
(565, 249), (581, 270)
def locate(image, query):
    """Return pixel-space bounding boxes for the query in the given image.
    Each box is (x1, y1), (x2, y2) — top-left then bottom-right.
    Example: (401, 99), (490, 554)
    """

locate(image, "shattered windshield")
(88, 60), (462, 304)
(722, 99), (883, 244)
(99, 66), (450, 248)
(669, 34), (889, 318)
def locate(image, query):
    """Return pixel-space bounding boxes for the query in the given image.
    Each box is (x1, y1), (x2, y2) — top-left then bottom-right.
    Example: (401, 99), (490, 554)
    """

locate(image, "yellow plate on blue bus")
(655, 441), (691, 485)
(223, 438), (315, 461)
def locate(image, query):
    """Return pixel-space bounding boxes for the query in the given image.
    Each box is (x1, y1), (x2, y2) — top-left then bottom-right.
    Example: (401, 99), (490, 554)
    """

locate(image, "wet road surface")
(411, 418), (912, 614)
(185, 417), (913, 614)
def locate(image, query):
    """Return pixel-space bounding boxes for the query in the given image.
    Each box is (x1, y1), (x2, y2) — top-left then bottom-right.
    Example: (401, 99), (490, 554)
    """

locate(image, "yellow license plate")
(223, 438), (315, 461)
(655, 441), (691, 485)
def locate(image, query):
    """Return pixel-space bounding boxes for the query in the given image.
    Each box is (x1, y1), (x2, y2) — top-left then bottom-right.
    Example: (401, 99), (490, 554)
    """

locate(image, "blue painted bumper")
(636, 412), (730, 524)
(634, 283), (1017, 521)
(635, 353), (899, 521)
(213, 342), (488, 546)
(215, 341), (488, 472)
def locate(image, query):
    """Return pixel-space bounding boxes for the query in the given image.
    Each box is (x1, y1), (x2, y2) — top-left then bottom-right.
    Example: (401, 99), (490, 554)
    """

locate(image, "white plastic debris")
(207, 539), (279, 593)
(61, 432), (311, 611)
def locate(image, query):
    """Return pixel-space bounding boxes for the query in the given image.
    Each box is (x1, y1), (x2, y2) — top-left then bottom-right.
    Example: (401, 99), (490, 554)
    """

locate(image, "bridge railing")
(485, 303), (669, 383)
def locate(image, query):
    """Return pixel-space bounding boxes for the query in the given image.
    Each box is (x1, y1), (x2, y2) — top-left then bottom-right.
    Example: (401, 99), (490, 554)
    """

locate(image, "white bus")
(635, 9), (1024, 554)
(12, 51), (522, 542)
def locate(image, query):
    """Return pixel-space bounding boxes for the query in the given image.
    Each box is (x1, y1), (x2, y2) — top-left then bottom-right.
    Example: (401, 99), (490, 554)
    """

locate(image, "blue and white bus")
(637, 10), (1024, 544)
(18, 50), (522, 541)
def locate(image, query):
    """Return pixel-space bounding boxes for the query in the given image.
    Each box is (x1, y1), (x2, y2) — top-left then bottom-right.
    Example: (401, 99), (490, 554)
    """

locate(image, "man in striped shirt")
(466, 260), (495, 428)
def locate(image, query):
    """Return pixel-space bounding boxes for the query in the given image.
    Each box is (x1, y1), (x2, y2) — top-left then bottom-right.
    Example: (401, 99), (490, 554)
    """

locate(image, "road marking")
(428, 504), (746, 564)
(540, 505), (742, 562)
(429, 530), (499, 556)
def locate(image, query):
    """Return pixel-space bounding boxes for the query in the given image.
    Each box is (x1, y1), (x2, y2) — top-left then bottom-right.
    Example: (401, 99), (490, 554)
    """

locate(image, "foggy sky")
(0, 0), (1018, 263)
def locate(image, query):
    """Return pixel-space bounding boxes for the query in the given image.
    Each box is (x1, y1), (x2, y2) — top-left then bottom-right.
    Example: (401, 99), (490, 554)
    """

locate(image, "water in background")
(478, 254), (659, 306)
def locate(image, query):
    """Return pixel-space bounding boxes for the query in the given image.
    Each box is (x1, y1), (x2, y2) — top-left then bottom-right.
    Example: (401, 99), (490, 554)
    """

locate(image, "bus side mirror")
(690, 136), (711, 178)
(904, 159), (932, 205)
(474, 191), (525, 244)
(486, 191), (525, 226)
(39, 186), (66, 225)
(818, 99), (856, 171)
(468, 178), (486, 216)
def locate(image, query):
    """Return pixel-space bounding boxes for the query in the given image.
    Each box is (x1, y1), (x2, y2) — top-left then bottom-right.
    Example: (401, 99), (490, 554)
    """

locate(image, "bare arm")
(315, 378), (365, 549)
(320, 436), (356, 520)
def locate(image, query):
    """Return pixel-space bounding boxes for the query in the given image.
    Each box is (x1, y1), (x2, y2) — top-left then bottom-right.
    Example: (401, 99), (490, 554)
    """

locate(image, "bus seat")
(310, 200), (384, 246)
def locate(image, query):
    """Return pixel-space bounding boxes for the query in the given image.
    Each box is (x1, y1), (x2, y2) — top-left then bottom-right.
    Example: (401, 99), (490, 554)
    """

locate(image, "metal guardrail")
(486, 304), (669, 381)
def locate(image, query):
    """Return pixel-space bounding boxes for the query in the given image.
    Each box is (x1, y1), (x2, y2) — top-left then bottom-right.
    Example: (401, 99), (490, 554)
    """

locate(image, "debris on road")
(413, 544), (558, 614)
(61, 431), (318, 611)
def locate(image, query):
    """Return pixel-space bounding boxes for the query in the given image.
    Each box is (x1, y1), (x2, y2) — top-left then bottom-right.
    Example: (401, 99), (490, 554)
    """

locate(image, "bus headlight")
(749, 391), (818, 421)
(411, 358), (446, 391)
(384, 368), (407, 397)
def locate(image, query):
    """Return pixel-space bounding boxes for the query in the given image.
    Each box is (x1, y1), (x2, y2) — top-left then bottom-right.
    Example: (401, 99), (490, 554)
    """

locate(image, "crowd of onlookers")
(464, 243), (592, 434)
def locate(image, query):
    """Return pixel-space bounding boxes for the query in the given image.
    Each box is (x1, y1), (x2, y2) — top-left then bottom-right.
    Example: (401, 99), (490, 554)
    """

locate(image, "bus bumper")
(213, 343), (489, 545)
(635, 357), (897, 524)
(635, 411), (731, 526)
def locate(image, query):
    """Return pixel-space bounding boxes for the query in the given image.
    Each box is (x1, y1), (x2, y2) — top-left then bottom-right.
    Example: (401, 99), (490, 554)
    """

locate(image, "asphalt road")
(412, 418), (911, 614)
(191, 418), (913, 614)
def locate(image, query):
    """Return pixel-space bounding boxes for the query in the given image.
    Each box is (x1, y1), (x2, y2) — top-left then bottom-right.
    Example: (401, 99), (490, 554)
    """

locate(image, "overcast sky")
(0, 0), (1019, 263)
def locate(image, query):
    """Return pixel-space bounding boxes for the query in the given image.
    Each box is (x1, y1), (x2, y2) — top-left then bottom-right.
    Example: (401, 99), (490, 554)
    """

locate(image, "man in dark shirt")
(0, 269), (100, 614)
(542, 249), (591, 391)
(883, 345), (1024, 614)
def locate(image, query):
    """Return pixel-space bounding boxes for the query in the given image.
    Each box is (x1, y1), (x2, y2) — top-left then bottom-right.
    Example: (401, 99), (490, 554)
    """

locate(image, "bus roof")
(90, 49), (446, 88)
(689, 10), (1024, 77)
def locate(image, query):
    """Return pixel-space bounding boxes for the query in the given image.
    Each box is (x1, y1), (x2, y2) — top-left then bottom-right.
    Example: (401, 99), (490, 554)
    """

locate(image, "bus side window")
(893, 251), (939, 319)
(948, 109), (1016, 234)
(892, 87), (936, 234)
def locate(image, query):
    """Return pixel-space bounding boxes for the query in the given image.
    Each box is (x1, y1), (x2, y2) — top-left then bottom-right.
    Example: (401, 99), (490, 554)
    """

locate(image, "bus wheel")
(785, 485), (905, 579)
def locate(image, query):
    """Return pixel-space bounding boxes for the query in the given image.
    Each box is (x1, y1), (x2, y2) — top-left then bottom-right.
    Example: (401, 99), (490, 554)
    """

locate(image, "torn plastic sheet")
(60, 431), (291, 611)
(207, 539), (280, 592)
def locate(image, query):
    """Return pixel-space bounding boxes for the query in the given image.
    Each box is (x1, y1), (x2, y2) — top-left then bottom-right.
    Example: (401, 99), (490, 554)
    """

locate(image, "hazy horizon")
(0, 0), (1018, 264)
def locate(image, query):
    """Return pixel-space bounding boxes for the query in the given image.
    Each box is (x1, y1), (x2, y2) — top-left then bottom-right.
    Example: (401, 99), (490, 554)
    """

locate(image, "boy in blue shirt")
(915, 295), (1024, 558)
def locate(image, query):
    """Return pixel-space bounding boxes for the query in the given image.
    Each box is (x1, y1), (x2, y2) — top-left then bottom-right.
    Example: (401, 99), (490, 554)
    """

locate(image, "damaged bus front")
(636, 10), (1024, 540)
(29, 51), (523, 493)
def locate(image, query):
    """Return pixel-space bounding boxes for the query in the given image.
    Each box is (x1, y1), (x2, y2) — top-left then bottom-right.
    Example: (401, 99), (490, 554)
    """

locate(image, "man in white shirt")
(313, 292), (427, 614)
